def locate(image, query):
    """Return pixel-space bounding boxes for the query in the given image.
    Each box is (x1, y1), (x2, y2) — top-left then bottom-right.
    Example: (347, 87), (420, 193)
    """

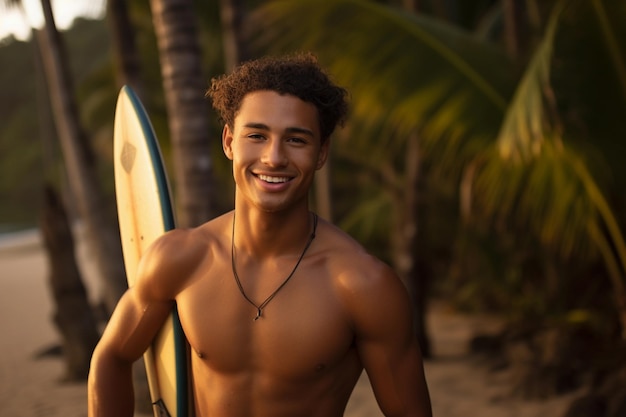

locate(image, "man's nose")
(261, 139), (288, 167)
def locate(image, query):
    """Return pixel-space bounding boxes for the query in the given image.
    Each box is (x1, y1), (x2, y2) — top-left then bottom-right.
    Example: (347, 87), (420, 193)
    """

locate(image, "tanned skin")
(88, 90), (431, 417)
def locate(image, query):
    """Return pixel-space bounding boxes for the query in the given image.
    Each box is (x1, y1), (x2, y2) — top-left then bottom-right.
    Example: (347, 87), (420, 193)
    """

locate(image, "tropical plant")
(249, 0), (626, 338)
(0, 0), (128, 381)
(472, 0), (626, 336)
(1, 0), (128, 314)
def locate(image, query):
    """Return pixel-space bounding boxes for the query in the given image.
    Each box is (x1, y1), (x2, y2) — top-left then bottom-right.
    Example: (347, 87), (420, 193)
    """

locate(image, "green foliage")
(0, 18), (110, 228)
(0, 37), (43, 226)
(469, 0), (626, 301)
(248, 0), (626, 334)
(3, 0), (625, 339)
(251, 0), (514, 153)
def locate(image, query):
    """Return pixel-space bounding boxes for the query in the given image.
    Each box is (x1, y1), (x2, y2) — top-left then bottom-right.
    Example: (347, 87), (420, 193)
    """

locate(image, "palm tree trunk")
(391, 133), (431, 358)
(37, 0), (127, 314)
(107, 0), (144, 97)
(503, 0), (530, 62)
(40, 184), (100, 381)
(314, 163), (333, 221)
(150, 0), (215, 227)
(219, 0), (248, 72)
(398, 0), (430, 359)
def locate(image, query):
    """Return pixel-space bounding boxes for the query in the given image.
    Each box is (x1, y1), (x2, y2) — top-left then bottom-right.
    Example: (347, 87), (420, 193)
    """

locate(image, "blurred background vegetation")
(1, 0), (625, 413)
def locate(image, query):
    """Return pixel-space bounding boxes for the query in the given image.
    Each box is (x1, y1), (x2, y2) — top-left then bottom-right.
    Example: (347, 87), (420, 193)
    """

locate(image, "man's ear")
(316, 139), (330, 170)
(222, 125), (234, 160)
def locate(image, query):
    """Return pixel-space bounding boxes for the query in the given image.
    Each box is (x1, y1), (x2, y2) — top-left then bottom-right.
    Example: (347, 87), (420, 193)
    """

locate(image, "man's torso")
(172, 216), (366, 416)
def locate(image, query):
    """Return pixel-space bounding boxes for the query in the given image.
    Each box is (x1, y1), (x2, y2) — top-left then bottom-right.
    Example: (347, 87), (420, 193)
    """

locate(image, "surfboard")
(114, 85), (189, 417)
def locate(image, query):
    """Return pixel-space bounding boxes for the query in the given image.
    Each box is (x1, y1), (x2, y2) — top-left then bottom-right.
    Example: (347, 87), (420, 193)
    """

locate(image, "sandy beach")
(0, 229), (578, 417)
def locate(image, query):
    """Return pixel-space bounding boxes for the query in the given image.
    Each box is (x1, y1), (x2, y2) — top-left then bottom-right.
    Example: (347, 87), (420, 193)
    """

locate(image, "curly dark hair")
(207, 53), (348, 142)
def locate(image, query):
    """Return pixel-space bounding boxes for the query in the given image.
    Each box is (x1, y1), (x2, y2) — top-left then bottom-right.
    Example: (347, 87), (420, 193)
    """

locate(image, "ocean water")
(0, 227), (41, 251)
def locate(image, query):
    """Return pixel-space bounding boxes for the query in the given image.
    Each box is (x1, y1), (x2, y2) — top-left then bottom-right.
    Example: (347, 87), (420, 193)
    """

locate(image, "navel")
(315, 363), (326, 372)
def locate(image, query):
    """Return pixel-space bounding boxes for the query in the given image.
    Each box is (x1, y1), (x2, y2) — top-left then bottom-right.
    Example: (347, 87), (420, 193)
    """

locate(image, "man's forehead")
(238, 90), (307, 106)
(233, 91), (320, 133)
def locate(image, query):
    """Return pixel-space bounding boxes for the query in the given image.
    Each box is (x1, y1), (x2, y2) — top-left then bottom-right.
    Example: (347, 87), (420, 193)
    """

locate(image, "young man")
(88, 53), (432, 417)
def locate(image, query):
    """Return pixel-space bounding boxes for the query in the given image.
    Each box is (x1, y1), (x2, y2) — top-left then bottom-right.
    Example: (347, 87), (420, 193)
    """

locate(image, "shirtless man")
(88, 53), (432, 417)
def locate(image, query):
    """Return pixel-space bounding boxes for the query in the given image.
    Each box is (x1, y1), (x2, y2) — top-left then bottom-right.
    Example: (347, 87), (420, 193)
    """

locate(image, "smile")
(257, 174), (291, 183)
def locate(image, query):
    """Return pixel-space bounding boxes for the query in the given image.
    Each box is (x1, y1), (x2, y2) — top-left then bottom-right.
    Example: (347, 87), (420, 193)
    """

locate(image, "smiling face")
(223, 90), (329, 214)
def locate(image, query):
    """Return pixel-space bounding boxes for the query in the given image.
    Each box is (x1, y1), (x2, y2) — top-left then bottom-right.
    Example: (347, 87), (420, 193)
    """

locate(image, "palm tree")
(471, 0), (626, 337)
(0, 0), (129, 379)
(250, 0), (626, 337)
(149, 0), (215, 227)
(0, 0), (128, 314)
(34, 0), (128, 314)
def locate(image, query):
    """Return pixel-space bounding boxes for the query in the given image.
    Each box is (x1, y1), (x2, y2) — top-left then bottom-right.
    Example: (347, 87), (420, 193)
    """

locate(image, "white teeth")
(258, 174), (289, 183)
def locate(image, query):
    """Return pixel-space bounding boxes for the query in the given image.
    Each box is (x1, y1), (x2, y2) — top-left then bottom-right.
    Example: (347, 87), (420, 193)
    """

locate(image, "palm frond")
(495, 0), (566, 161)
(471, 141), (597, 259)
(591, 0), (626, 99)
(250, 0), (514, 157)
(498, 0), (626, 168)
(480, 0), (626, 270)
(339, 190), (393, 243)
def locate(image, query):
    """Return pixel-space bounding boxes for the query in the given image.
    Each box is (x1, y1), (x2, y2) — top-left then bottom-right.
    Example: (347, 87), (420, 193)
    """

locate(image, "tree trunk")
(398, 0), (430, 359)
(40, 184), (100, 381)
(107, 0), (144, 98)
(219, 0), (248, 72)
(36, 0), (128, 315)
(402, 0), (421, 13)
(503, 0), (529, 62)
(391, 133), (431, 358)
(314, 163), (333, 221)
(150, 0), (215, 227)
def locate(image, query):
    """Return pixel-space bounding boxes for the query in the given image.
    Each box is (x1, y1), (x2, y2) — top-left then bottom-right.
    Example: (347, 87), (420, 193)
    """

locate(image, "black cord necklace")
(231, 212), (318, 321)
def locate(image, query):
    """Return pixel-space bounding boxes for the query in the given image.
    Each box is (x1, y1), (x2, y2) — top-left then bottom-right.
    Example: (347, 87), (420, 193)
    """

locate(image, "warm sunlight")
(0, 0), (105, 41)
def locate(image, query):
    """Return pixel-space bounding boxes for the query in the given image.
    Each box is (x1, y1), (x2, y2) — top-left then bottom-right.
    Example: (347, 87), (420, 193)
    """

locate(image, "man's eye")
(248, 134), (264, 140)
(288, 137), (306, 144)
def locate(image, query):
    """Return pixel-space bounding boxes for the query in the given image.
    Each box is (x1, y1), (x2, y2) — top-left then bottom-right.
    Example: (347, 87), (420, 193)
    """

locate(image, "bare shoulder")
(319, 219), (408, 306)
(318, 221), (413, 342)
(135, 212), (232, 301)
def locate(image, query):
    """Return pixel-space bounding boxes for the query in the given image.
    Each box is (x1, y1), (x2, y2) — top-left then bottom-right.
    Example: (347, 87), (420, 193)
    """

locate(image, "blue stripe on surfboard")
(172, 306), (188, 417)
(123, 85), (189, 417)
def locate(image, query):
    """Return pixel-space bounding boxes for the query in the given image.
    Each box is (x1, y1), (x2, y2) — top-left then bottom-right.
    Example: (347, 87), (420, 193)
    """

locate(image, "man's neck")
(231, 206), (314, 259)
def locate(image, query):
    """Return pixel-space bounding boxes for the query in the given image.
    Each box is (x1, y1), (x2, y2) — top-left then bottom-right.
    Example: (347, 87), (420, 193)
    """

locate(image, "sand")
(0, 229), (578, 416)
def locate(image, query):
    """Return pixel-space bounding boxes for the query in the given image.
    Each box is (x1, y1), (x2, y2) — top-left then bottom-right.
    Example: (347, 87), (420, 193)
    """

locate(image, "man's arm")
(347, 259), (432, 417)
(88, 288), (173, 417)
(88, 230), (199, 417)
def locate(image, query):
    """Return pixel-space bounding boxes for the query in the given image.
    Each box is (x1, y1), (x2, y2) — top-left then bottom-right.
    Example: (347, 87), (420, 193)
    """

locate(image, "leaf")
(496, 0), (565, 161)
(250, 0), (514, 157)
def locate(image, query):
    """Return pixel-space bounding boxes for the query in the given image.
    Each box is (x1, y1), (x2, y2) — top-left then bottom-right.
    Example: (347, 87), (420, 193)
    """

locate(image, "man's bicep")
(351, 268), (432, 417)
(98, 287), (174, 362)
(99, 229), (196, 361)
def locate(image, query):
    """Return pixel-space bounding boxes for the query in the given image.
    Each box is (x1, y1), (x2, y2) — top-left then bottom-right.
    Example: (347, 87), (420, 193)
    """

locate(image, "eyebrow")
(243, 123), (315, 137)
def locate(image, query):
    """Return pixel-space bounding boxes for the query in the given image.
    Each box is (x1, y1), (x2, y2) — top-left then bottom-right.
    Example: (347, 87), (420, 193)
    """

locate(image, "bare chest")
(175, 257), (356, 380)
